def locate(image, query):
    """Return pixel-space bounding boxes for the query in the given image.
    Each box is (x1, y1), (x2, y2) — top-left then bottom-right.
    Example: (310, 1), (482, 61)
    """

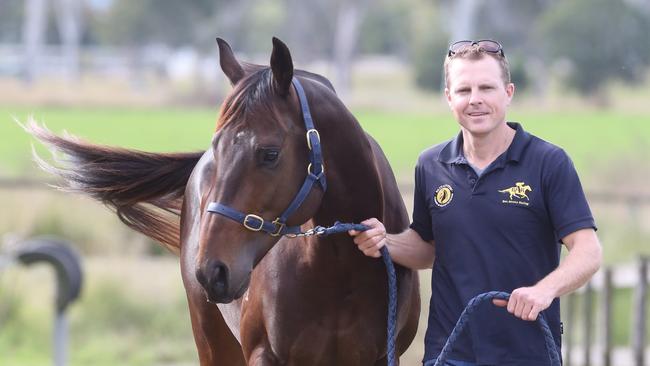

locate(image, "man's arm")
(494, 228), (602, 321)
(349, 218), (435, 270)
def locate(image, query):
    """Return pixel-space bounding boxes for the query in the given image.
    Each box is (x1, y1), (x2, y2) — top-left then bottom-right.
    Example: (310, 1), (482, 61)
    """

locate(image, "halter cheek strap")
(206, 78), (326, 236)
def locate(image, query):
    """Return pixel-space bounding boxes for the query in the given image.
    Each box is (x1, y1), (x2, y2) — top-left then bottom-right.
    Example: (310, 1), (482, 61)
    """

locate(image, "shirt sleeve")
(409, 161), (434, 242)
(543, 148), (597, 242)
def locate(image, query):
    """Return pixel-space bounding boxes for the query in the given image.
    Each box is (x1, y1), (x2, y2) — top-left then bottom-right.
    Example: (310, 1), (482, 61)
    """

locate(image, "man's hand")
(348, 218), (387, 258)
(492, 285), (555, 321)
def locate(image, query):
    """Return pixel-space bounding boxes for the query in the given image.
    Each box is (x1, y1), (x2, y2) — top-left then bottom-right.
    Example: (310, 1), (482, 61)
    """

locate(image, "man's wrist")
(385, 233), (393, 250)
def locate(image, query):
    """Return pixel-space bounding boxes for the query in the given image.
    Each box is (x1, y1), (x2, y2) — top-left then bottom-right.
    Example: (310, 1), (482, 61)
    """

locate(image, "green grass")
(0, 259), (198, 366)
(2, 105), (650, 181)
(0, 106), (218, 176)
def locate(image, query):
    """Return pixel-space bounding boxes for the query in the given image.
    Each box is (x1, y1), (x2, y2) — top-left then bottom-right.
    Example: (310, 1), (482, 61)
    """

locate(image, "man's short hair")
(444, 44), (511, 88)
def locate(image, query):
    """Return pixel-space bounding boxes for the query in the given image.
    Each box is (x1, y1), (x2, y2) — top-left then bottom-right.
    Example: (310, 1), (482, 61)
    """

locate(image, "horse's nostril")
(195, 267), (209, 288)
(196, 259), (230, 302)
(214, 262), (228, 285)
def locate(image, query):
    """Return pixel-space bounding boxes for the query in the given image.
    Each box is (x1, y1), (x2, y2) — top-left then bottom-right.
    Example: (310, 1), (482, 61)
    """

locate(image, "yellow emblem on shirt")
(434, 184), (454, 207)
(499, 182), (532, 206)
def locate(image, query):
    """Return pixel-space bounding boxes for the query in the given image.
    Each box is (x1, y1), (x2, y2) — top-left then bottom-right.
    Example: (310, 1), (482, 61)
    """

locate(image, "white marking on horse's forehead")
(235, 131), (246, 140)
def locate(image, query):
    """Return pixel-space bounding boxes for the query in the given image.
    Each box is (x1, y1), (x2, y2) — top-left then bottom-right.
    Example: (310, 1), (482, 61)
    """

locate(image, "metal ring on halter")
(270, 218), (285, 237)
(243, 214), (265, 232)
(307, 162), (325, 176)
(306, 129), (320, 151)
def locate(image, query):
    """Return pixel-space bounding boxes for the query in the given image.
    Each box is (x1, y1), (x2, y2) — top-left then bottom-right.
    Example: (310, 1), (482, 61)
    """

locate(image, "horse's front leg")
(181, 238), (245, 365)
(184, 279), (247, 365)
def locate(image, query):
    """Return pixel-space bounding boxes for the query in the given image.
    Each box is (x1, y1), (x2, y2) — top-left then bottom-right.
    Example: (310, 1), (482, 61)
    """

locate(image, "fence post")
(584, 281), (593, 366)
(15, 237), (83, 366)
(633, 257), (647, 366)
(565, 293), (576, 366)
(602, 267), (612, 366)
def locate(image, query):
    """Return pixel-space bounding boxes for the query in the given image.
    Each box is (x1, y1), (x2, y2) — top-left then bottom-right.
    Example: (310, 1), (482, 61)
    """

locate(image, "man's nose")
(468, 90), (483, 105)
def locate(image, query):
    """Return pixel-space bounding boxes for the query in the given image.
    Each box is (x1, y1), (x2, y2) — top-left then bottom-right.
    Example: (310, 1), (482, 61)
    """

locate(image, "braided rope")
(315, 222), (398, 366)
(433, 291), (561, 366)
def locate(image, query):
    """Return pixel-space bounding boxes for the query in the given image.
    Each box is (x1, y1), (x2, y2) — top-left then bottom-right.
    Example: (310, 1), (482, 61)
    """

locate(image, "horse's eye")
(264, 151), (279, 162)
(257, 148), (280, 166)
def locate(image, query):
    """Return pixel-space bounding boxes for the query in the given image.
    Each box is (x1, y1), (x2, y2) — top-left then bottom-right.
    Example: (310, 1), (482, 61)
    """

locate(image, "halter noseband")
(206, 78), (326, 236)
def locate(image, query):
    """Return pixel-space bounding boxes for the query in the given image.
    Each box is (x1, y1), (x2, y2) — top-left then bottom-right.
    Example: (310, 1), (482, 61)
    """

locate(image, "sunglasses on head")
(447, 40), (505, 57)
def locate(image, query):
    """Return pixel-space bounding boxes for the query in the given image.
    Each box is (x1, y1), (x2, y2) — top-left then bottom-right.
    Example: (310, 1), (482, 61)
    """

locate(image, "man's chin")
(461, 119), (504, 136)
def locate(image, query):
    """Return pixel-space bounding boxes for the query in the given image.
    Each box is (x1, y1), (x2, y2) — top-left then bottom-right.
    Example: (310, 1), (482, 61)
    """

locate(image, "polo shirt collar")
(437, 122), (531, 165)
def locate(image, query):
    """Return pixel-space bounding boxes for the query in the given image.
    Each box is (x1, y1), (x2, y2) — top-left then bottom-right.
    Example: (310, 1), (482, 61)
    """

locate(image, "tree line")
(1, 0), (649, 98)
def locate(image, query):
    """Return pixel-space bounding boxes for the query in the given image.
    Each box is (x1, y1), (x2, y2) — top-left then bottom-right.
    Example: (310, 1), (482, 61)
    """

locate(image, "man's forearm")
(386, 228), (435, 270)
(536, 230), (602, 298)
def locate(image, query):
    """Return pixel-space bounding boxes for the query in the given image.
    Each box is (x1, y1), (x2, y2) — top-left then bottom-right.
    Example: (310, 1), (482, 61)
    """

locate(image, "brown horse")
(28, 37), (420, 365)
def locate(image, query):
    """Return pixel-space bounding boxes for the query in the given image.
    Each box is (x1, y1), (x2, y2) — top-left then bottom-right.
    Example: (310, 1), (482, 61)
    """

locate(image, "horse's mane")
(217, 65), (336, 131)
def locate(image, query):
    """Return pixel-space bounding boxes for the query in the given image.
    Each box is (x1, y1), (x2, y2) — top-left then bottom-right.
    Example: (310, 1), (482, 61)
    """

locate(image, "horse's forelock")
(216, 68), (276, 131)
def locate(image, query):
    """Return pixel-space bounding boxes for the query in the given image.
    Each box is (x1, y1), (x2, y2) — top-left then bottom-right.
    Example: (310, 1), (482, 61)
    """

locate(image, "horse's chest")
(241, 262), (387, 365)
(261, 311), (382, 365)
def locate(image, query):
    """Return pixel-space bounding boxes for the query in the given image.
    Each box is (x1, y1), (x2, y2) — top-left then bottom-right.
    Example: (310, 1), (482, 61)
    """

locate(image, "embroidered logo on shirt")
(498, 182), (532, 206)
(434, 184), (454, 207)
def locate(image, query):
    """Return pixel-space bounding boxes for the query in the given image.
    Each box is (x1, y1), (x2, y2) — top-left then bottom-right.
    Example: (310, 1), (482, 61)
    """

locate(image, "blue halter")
(207, 78), (327, 236)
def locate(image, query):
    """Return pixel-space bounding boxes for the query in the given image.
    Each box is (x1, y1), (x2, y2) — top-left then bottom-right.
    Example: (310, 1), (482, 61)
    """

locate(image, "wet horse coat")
(28, 38), (420, 365)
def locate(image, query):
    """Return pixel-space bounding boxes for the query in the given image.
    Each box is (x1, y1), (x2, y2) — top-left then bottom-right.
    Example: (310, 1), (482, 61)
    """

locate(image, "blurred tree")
(53, 0), (82, 80)
(538, 0), (650, 98)
(358, 0), (410, 56)
(410, 1), (447, 91)
(281, 0), (333, 62)
(332, 0), (370, 97)
(96, 0), (219, 47)
(22, 0), (47, 83)
(472, 0), (550, 53)
(471, 0), (553, 94)
(412, 30), (448, 91)
(439, 0), (480, 42)
(0, 0), (24, 42)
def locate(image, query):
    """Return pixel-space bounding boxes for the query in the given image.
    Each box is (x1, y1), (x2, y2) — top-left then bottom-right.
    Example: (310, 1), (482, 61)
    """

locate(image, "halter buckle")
(270, 218), (285, 237)
(306, 129), (320, 151)
(243, 214), (265, 232)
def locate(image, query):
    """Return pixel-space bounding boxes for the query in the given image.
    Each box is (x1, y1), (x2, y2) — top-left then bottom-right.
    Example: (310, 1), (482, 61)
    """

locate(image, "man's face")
(445, 56), (514, 136)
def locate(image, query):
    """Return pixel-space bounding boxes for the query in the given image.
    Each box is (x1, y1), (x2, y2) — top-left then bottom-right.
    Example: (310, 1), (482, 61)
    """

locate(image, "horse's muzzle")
(196, 259), (231, 303)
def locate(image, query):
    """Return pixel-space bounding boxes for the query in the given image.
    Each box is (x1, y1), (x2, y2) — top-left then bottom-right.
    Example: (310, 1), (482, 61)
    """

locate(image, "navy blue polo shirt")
(411, 122), (596, 365)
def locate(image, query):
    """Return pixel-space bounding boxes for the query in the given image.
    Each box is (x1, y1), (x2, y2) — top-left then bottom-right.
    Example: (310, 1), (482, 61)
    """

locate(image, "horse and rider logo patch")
(434, 184), (454, 207)
(499, 182), (532, 206)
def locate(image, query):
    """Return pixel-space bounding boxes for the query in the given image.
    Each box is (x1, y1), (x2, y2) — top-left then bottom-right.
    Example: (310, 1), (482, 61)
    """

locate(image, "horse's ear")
(270, 37), (293, 97)
(216, 38), (245, 86)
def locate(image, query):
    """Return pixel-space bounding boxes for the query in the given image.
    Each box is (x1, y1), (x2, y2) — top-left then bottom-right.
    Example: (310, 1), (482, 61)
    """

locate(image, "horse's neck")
(311, 102), (385, 227)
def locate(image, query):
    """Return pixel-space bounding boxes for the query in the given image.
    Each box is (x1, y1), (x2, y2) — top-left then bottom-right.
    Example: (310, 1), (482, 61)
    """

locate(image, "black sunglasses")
(447, 40), (505, 57)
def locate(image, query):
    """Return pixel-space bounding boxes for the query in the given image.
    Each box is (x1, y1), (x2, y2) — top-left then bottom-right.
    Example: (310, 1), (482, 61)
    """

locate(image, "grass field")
(2, 105), (650, 182)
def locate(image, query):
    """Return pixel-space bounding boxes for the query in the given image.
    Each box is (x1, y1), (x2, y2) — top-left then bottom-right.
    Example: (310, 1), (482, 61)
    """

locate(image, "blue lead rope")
(314, 222), (398, 366)
(433, 291), (561, 366)
(296, 223), (561, 366)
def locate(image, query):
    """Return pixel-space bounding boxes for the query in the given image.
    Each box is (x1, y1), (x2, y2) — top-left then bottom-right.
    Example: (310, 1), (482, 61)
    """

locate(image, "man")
(349, 40), (602, 365)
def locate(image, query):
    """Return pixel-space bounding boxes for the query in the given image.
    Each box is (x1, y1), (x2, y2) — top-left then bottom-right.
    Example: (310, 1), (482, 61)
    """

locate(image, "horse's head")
(195, 38), (326, 303)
